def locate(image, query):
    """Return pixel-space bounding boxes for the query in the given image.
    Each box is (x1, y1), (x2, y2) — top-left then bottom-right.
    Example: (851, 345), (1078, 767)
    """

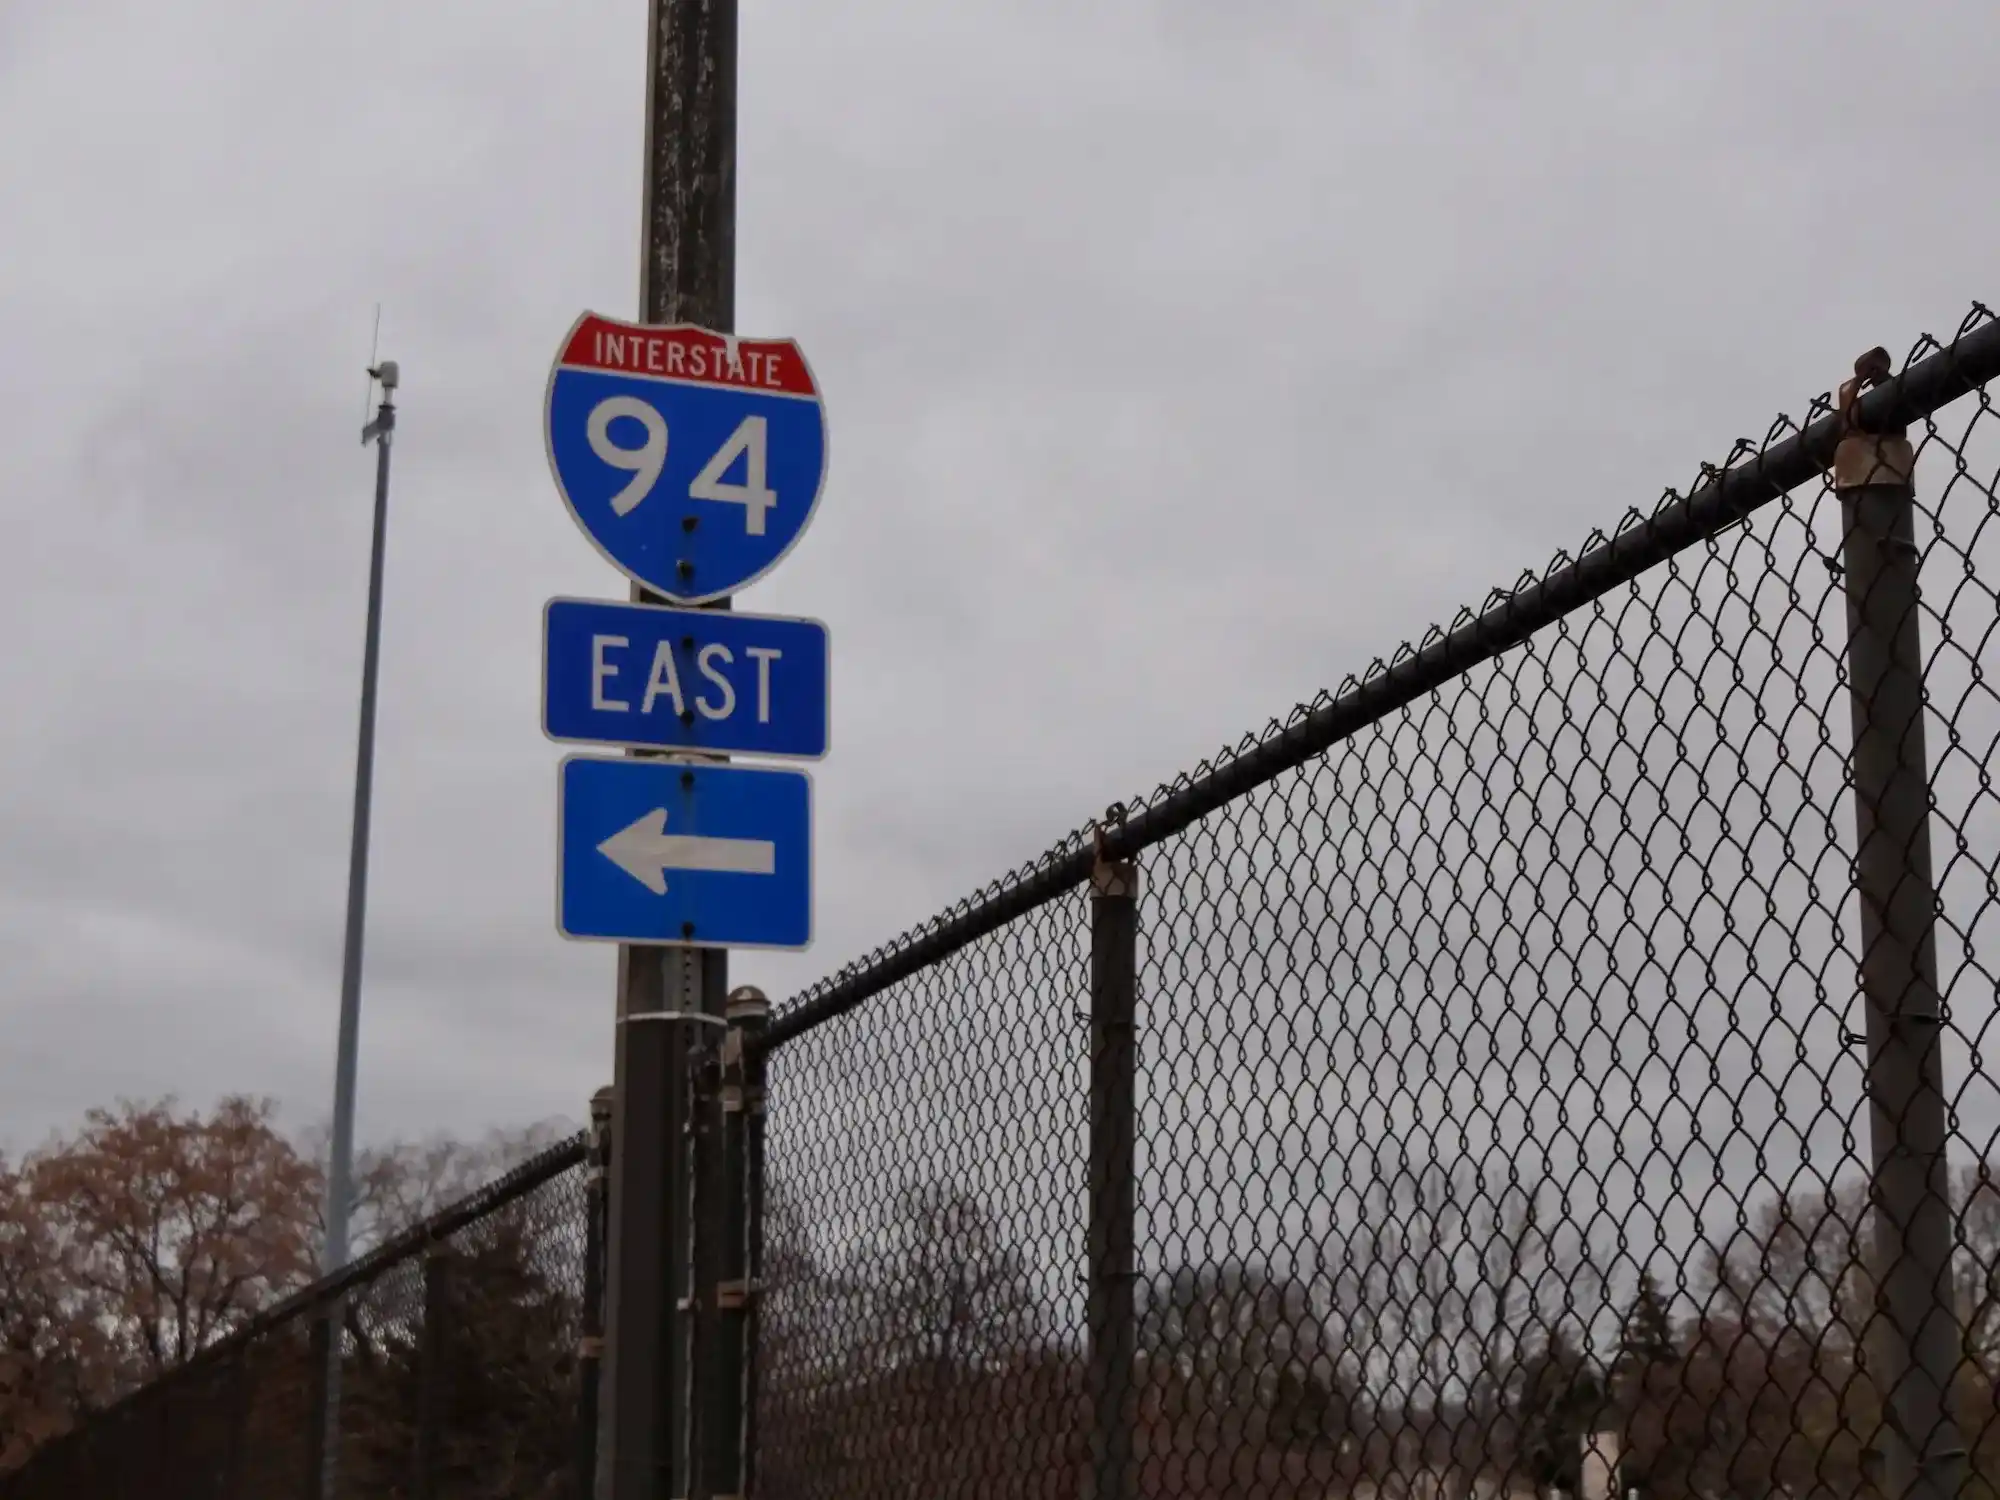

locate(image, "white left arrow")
(596, 807), (777, 895)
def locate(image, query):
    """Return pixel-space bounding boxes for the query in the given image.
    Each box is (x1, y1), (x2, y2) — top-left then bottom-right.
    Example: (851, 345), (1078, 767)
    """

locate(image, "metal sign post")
(538, 7), (833, 1496)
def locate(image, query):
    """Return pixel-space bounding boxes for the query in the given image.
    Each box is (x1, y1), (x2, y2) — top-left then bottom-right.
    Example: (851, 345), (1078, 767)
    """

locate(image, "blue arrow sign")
(558, 756), (812, 950)
(543, 597), (829, 759)
(545, 313), (828, 604)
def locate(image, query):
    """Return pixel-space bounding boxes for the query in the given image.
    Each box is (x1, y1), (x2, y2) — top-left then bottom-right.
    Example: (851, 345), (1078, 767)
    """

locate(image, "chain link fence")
(0, 1132), (597, 1500)
(6, 308), (2000, 1500)
(754, 308), (2000, 1500)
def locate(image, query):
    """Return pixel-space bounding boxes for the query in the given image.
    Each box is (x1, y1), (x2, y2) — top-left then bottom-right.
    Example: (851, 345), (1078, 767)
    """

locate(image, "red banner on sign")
(557, 314), (817, 398)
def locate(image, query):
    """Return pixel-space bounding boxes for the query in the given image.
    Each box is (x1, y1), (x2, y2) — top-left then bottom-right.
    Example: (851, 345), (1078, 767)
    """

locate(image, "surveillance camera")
(372, 360), (400, 392)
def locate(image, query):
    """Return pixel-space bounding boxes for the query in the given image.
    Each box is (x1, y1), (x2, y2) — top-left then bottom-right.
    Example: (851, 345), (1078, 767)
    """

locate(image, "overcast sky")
(1, 0), (1994, 1153)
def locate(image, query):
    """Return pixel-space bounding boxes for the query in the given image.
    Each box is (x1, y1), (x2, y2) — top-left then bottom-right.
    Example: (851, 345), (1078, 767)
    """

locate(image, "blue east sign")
(542, 597), (829, 759)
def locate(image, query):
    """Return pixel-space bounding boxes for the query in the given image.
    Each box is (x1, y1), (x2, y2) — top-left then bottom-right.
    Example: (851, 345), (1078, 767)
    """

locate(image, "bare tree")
(297, 1116), (573, 1255)
(874, 1183), (1044, 1386)
(1707, 1176), (1872, 1356)
(798, 1183), (1071, 1500)
(1139, 1258), (1356, 1447)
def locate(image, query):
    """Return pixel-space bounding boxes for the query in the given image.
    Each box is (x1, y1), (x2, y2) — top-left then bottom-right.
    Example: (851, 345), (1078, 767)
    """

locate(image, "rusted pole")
(602, 3), (736, 1499)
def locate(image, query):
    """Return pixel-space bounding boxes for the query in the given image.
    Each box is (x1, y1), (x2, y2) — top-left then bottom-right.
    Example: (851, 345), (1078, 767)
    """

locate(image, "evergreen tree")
(1611, 1272), (1684, 1499)
(1511, 1332), (1602, 1494)
(1613, 1273), (1679, 1406)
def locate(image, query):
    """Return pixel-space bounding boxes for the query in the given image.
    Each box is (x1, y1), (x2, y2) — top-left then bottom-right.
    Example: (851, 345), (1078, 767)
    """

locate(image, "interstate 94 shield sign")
(544, 313), (828, 605)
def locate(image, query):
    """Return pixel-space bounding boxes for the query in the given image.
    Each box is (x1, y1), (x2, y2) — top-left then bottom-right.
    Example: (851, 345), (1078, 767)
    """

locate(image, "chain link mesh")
(758, 308), (2000, 1500)
(332, 1154), (590, 1497)
(759, 896), (1094, 1494)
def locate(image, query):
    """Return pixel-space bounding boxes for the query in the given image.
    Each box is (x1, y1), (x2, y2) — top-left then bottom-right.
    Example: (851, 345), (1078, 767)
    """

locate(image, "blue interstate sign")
(557, 756), (812, 950)
(545, 313), (828, 604)
(543, 598), (829, 758)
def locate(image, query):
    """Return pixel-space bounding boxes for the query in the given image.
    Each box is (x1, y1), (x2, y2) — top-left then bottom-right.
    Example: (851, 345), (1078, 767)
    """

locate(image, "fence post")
(1834, 346), (1967, 1500)
(413, 1251), (454, 1500)
(691, 987), (766, 1500)
(153, 1381), (183, 1500)
(147, 1387), (175, 1500)
(1087, 854), (1140, 1500)
(742, 993), (770, 1500)
(302, 1310), (333, 1500)
(580, 1086), (614, 1500)
(220, 1349), (251, 1500)
(719, 986), (770, 1497)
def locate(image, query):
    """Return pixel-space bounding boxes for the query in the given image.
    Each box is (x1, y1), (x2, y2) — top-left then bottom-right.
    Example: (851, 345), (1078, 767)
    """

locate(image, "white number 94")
(586, 397), (776, 535)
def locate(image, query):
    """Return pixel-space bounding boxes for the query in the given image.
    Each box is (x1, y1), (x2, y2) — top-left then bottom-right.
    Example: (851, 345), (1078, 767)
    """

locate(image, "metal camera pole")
(312, 357), (401, 1499)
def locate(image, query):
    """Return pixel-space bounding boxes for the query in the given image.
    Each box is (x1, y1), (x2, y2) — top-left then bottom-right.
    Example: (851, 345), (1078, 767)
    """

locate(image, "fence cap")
(726, 984), (771, 1022)
(1835, 344), (1915, 491)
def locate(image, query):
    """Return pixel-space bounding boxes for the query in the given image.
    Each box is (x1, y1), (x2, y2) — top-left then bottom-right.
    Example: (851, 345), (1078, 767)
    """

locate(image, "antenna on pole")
(359, 303), (383, 429)
(361, 309), (398, 448)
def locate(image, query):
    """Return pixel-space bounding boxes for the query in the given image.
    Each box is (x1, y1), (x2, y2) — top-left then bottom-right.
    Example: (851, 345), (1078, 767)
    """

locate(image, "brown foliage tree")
(0, 1154), (113, 1471)
(0, 1096), (321, 1473)
(25, 1096), (320, 1382)
(1, 1097), (585, 1488)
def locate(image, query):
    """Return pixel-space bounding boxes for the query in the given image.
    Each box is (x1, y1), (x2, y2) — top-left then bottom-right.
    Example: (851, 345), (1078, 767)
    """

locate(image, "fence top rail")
(761, 304), (2000, 1055)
